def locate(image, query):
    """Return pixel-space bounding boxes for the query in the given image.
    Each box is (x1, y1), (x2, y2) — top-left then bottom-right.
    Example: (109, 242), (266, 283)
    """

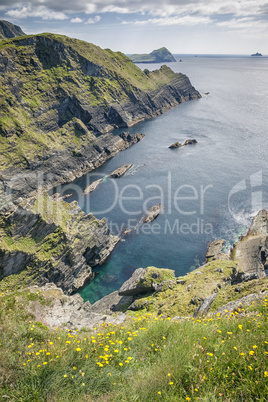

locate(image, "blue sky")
(0, 0), (267, 54)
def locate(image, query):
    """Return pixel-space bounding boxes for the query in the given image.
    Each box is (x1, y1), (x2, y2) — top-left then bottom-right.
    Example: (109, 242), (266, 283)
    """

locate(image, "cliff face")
(0, 192), (119, 294)
(0, 20), (25, 39)
(0, 33), (200, 201)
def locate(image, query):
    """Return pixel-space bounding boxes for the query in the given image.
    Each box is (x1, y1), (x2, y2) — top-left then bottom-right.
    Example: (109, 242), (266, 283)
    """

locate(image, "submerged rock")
(110, 164), (133, 178)
(144, 204), (161, 223)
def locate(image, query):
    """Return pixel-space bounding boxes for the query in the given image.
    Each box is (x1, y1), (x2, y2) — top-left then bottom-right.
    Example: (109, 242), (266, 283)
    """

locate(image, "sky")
(0, 0), (267, 54)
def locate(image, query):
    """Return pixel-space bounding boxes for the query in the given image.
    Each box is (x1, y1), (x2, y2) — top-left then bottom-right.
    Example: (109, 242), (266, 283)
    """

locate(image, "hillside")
(130, 47), (177, 63)
(0, 20), (25, 39)
(0, 33), (200, 201)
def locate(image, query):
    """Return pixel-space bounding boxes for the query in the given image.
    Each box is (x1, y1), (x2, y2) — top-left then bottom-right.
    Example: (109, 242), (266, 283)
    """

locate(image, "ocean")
(53, 55), (268, 303)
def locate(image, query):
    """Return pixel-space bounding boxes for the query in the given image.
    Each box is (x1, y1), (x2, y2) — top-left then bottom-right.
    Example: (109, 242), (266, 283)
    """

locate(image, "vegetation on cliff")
(0, 192), (118, 294)
(0, 20), (25, 40)
(0, 285), (268, 401)
(0, 33), (199, 172)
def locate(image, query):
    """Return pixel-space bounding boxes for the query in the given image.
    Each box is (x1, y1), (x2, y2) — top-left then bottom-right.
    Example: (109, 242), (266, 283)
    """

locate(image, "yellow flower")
(119, 363), (123, 366)
(43, 362), (47, 365)
(252, 345), (257, 349)
(249, 351), (254, 355)
(169, 382), (174, 385)
(63, 374), (67, 378)
(248, 366), (253, 371)
(49, 342), (53, 345)
(76, 348), (81, 352)
(73, 366), (77, 370)
(264, 371), (268, 377)
(157, 391), (161, 395)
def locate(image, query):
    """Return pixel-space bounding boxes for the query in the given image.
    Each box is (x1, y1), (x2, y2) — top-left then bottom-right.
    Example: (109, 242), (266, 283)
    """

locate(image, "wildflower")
(252, 345), (257, 349)
(63, 374), (67, 378)
(264, 371), (268, 377)
(76, 348), (81, 352)
(119, 363), (123, 366)
(249, 351), (255, 355)
(43, 362), (47, 365)
(248, 366), (253, 371)
(158, 391), (161, 395)
(49, 342), (53, 345)
(238, 325), (243, 330)
(73, 366), (77, 370)
(169, 382), (174, 385)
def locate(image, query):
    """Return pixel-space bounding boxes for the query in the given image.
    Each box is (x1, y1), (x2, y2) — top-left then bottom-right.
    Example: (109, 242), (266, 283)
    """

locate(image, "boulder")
(193, 293), (218, 316)
(118, 266), (175, 297)
(206, 239), (230, 262)
(91, 291), (133, 314)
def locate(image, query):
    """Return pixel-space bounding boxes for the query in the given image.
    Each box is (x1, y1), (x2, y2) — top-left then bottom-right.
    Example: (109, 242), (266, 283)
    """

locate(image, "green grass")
(0, 287), (268, 401)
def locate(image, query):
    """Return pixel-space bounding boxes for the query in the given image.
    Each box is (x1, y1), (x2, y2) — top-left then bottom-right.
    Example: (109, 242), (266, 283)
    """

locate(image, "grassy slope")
(0, 286), (268, 401)
(0, 34), (179, 170)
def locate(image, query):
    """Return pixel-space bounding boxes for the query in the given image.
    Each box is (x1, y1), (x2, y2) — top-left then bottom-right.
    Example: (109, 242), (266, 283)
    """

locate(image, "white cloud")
(86, 15), (101, 24)
(125, 14), (212, 26)
(70, 17), (83, 23)
(5, 5), (68, 20)
(2, 0), (268, 18)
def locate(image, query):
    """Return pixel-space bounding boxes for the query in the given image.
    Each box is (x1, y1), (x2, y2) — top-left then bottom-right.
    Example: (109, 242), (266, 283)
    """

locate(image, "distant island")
(251, 52), (263, 57)
(0, 19), (25, 39)
(129, 47), (176, 63)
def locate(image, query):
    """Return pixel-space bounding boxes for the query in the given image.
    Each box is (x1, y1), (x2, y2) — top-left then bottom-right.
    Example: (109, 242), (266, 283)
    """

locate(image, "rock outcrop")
(1, 132), (144, 205)
(110, 164), (133, 178)
(144, 204), (162, 223)
(169, 139), (198, 149)
(0, 33), (201, 204)
(84, 178), (103, 194)
(206, 240), (230, 262)
(0, 20), (25, 39)
(118, 266), (175, 297)
(230, 210), (268, 279)
(0, 192), (119, 294)
(26, 283), (126, 330)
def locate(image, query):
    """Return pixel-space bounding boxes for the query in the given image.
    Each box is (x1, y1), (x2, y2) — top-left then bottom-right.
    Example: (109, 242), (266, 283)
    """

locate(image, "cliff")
(0, 192), (119, 294)
(0, 33), (200, 201)
(0, 20), (25, 40)
(130, 47), (176, 63)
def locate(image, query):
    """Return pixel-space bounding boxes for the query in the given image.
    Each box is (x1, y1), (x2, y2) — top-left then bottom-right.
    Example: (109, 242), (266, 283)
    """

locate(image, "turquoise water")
(52, 56), (268, 303)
